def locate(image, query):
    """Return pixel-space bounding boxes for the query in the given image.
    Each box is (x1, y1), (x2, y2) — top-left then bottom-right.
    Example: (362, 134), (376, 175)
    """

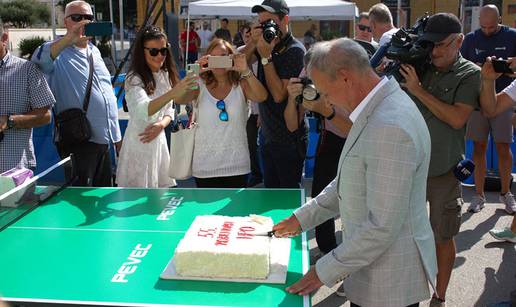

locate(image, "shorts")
(427, 170), (462, 242)
(466, 109), (514, 144)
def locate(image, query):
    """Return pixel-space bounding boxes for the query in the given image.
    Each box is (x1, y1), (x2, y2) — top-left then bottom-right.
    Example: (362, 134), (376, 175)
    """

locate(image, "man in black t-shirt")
(241, 0), (306, 188)
(214, 18), (232, 43)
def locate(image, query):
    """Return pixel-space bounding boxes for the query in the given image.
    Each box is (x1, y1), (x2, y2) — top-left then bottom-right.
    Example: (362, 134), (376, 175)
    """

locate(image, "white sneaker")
(489, 227), (516, 243)
(468, 195), (485, 213)
(499, 192), (516, 214)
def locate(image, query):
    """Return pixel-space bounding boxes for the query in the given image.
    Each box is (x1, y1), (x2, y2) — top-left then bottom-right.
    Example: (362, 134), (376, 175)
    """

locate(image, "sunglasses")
(67, 14), (94, 22)
(216, 100), (229, 121)
(144, 47), (168, 57)
(357, 24), (371, 32)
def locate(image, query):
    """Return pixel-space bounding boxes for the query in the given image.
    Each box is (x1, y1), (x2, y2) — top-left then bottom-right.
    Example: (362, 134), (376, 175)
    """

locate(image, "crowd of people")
(1, 0), (516, 306)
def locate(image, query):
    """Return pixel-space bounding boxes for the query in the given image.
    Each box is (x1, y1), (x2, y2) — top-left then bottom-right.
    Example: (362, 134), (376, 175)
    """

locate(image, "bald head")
(479, 4), (501, 36)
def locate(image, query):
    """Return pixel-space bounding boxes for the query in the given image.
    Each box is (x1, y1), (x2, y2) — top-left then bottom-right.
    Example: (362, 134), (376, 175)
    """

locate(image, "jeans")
(260, 139), (304, 188)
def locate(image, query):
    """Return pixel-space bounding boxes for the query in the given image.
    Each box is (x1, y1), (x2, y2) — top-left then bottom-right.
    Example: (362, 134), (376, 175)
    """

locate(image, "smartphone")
(492, 59), (514, 74)
(186, 63), (200, 89)
(186, 63), (200, 75)
(84, 22), (113, 37)
(208, 56), (233, 69)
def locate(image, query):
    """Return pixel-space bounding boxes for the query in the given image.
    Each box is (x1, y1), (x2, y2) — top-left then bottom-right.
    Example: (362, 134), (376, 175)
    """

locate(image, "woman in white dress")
(184, 38), (267, 188)
(116, 25), (197, 187)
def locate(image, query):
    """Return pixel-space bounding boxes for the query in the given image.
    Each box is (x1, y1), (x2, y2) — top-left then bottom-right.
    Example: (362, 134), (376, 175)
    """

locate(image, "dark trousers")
(194, 174), (248, 188)
(261, 140), (304, 188)
(351, 303), (419, 307)
(186, 51), (198, 64)
(56, 141), (113, 187)
(312, 130), (346, 253)
(246, 114), (262, 184)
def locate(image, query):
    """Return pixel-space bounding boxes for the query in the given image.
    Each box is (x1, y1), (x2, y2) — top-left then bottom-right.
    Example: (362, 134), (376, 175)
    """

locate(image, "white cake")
(173, 215), (273, 279)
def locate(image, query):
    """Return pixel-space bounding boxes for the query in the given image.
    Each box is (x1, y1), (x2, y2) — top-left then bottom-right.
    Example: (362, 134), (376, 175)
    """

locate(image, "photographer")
(240, 0), (306, 188)
(399, 13), (480, 306)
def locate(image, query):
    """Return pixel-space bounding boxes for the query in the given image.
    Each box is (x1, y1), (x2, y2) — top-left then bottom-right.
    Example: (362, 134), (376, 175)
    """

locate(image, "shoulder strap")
(82, 52), (94, 112)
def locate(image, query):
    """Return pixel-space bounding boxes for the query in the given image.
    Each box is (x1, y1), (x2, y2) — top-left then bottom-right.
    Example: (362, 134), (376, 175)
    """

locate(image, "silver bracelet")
(240, 70), (253, 80)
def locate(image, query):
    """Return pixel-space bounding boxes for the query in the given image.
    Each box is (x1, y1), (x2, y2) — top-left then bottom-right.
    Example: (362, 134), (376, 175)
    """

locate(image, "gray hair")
(368, 3), (393, 25)
(64, 0), (92, 17)
(306, 38), (371, 79)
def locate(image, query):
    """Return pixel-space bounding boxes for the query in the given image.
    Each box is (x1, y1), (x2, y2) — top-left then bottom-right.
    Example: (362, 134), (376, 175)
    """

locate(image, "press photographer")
(240, 0), (306, 188)
(398, 13), (481, 306)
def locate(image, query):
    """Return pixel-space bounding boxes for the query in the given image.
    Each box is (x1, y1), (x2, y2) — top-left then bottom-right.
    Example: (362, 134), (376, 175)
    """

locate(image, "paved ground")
(176, 178), (516, 307)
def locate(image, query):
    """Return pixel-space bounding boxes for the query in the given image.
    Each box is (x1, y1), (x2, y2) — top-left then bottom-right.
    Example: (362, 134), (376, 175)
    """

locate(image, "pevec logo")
(111, 244), (152, 283)
(157, 197), (183, 221)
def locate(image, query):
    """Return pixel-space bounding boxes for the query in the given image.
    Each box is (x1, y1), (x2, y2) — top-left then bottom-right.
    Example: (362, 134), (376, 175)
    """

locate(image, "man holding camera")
(0, 19), (55, 173)
(399, 13), (481, 306)
(32, 0), (121, 187)
(241, 0), (306, 188)
(461, 5), (516, 214)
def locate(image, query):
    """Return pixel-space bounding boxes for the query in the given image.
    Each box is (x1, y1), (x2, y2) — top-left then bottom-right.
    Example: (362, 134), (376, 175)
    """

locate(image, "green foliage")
(18, 36), (46, 59)
(0, 0), (50, 28)
(320, 30), (342, 41)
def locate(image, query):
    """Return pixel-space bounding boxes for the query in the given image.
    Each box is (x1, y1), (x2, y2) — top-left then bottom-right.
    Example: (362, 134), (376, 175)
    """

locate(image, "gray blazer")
(295, 78), (437, 307)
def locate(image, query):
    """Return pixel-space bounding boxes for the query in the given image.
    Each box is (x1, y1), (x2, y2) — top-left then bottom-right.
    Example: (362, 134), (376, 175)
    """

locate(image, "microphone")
(453, 159), (475, 182)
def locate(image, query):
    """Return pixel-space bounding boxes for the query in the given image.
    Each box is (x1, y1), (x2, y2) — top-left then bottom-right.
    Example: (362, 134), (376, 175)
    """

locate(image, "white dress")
(192, 82), (250, 178)
(116, 71), (176, 188)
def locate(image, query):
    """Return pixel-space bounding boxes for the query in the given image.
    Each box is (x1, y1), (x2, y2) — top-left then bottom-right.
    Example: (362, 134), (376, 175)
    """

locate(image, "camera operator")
(399, 13), (480, 306)
(240, 0), (306, 188)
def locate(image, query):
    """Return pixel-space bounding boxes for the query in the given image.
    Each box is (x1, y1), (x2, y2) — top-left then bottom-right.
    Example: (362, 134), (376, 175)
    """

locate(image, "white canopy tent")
(183, 0), (358, 67)
(187, 0), (358, 21)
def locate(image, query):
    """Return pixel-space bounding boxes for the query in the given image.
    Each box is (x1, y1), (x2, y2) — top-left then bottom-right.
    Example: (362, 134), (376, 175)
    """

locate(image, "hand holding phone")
(208, 56), (233, 69)
(186, 63), (200, 89)
(492, 59), (514, 74)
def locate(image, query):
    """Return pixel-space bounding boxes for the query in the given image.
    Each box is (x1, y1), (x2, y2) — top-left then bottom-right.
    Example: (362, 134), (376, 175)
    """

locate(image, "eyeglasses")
(216, 100), (229, 121)
(357, 24), (371, 32)
(144, 47), (168, 57)
(67, 14), (94, 22)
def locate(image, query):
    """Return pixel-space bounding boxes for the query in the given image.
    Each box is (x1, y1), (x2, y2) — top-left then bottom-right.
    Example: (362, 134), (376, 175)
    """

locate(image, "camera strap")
(273, 32), (294, 55)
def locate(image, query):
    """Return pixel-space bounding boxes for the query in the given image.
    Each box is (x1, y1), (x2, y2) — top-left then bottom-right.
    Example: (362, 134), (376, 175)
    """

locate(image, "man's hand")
(139, 122), (164, 143)
(114, 141), (122, 156)
(286, 266), (324, 295)
(303, 96), (333, 117)
(272, 214), (302, 238)
(286, 78), (303, 98)
(63, 19), (91, 46)
(256, 36), (278, 59)
(250, 24), (263, 45)
(399, 64), (422, 94)
(0, 115), (7, 132)
(481, 57), (502, 81)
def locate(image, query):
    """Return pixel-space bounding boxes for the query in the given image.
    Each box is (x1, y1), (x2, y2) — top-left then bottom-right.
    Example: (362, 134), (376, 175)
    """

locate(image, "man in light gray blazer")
(273, 38), (437, 307)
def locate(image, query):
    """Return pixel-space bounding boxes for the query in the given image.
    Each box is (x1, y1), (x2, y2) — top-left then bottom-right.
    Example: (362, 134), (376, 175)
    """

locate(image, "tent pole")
(119, 0), (124, 60)
(109, 0), (117, 64)
(185, 13), (191, 70)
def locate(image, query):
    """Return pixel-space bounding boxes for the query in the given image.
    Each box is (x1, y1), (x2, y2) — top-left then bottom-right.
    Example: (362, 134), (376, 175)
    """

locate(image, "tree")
(0, 0), (50, 28)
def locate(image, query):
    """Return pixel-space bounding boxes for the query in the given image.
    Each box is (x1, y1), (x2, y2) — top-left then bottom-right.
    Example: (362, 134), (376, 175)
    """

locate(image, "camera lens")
(263, 27), (276, 43)
(302, 85), (319, 101)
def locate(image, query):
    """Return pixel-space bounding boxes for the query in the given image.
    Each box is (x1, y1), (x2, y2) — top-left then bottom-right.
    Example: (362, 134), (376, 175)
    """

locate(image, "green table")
(0, 187), (310, 307)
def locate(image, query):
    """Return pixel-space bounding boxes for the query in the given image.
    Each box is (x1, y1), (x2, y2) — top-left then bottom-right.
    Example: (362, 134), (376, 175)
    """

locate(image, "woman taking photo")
(116, 25), (197, 188)
(188, 38), (267, 188)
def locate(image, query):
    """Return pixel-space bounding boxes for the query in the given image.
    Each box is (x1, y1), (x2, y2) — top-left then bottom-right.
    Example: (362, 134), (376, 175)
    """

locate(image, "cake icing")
(173, 215), (273, 279)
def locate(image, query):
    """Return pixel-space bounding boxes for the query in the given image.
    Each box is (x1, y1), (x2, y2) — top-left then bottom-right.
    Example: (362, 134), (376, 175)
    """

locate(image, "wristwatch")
(261, 56), (272, 66)
(6, 115), (15, 129)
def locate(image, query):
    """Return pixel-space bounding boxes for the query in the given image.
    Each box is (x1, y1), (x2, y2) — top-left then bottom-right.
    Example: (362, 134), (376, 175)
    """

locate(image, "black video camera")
(260, 20), (281, 44)
(370, 13), (433, 81)
(295, 77), (320, 105)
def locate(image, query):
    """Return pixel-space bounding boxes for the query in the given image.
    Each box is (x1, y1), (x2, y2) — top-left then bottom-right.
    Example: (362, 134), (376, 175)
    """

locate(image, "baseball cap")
(252, 0), (289, 15)
(420, 13), (462, 43)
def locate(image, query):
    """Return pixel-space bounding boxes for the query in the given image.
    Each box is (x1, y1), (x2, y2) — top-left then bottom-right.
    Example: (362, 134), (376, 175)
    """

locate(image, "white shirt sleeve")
(125, 75), (159, 122)
(502, 79), (516, 102)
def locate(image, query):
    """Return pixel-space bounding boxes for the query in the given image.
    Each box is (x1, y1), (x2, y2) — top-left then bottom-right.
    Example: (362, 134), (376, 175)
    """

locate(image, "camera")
(370, 14), (433, 81)
(295, 77), (320, 105)
(260, 19), (281, 44)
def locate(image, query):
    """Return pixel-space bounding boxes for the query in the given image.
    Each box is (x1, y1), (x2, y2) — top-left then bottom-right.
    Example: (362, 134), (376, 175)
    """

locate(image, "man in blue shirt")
(32, 0), (121, 187)
(461, 4), (516, 215)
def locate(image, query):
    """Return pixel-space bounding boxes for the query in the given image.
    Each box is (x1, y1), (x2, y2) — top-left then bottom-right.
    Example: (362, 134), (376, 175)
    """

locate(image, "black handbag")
(54, 53), (94, 145)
